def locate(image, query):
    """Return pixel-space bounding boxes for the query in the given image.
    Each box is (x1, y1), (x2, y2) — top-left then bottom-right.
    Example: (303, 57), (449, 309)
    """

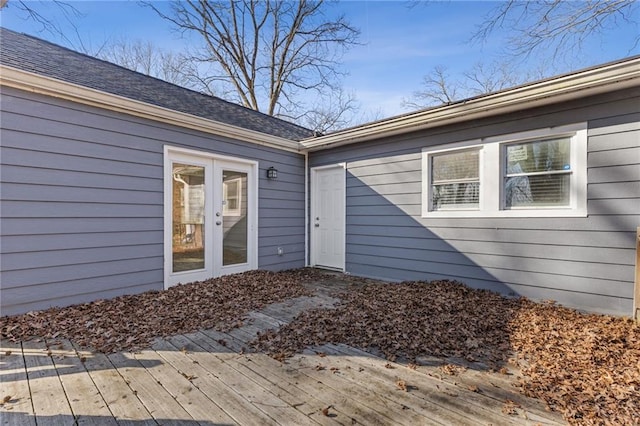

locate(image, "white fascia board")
(0, 65), (301, 153)
(300, 57), (640, 151)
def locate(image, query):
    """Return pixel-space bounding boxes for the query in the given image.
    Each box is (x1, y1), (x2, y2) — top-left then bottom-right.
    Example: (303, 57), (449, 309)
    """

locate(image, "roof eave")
(300, 57), (640, 152)
(0, 65), (302, 153)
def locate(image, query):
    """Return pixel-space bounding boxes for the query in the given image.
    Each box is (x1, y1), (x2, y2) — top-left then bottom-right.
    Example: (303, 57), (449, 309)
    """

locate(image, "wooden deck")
(0, 284), (565, 425)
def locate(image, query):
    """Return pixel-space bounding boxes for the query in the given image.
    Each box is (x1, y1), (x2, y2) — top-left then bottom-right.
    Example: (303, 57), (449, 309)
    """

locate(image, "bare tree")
(402, 65), (460, 110)
(97, 39), (216, 93)
(473, 0), (639, 61)
(0, 0), (84, 48)
(298, 87), (359, 133)
(462, 61), (525, 97)
(403, 61), (550, 110)
(145, 0), (360, 130)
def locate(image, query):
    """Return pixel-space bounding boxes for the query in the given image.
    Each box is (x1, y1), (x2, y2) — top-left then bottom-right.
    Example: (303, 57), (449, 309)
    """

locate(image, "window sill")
(422, 208), (587, 219)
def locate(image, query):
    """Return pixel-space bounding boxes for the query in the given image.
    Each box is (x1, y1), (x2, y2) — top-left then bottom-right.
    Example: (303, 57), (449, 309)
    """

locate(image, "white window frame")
(426, 145), (484, 212)
(422, 122), (588, 218)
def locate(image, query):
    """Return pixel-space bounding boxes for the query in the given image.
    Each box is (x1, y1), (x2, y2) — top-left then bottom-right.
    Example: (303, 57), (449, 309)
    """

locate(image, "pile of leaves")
(0, 269), (316, 353)
(509, 301), (639, 424)
(251, 279), (640, 425)
(253, 280), (520, 367)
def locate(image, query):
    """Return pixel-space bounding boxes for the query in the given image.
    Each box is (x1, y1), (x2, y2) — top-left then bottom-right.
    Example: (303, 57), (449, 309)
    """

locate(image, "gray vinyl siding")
(0, 87), (305, 315)
(310, 87), (640, 316)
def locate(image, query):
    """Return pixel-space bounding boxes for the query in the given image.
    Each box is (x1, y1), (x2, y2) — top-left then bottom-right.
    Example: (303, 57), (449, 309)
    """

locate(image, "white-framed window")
(422, 123), (587, 218)
(430, 147), (481, 211)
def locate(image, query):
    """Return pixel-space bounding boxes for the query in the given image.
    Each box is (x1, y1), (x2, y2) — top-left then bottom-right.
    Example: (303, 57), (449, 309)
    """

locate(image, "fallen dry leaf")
(181, 373), (196, 381)
(2, 396), (12, 404)
(502, 399), (521, 415)
(321, 405), (333, 416)
(440, 364), (466, 376)
(396, 379), (407, 392)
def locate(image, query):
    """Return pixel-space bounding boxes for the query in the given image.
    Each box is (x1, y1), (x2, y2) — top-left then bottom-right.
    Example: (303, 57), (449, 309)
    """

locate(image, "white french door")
(164, 147), (257, 288)
(311, 165), (345, 271)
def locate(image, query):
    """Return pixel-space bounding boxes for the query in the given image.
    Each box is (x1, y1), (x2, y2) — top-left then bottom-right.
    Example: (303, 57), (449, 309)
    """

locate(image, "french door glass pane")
(223, 170), (247, 265)
(172, 163), (205, 272)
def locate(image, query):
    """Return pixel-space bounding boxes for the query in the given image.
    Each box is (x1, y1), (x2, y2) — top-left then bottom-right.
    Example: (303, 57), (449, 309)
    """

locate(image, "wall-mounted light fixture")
(266, 166), (278, 180)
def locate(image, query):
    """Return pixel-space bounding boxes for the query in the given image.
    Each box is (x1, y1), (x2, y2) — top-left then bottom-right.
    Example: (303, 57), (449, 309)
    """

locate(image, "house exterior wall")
(309, 87), (640, 316)
(0, 87), (306, 315)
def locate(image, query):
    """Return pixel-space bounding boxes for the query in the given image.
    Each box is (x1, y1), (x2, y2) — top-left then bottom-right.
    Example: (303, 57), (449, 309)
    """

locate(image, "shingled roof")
(0, 28), (313, 141)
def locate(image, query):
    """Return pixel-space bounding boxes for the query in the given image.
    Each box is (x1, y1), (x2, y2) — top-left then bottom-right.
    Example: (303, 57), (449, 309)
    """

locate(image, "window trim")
(422, 123), (588, 218)
(427, 145), (483, 212)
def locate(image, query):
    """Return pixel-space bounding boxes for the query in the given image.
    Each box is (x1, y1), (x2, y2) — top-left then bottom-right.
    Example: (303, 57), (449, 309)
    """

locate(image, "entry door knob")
(216, 221), (222, 225)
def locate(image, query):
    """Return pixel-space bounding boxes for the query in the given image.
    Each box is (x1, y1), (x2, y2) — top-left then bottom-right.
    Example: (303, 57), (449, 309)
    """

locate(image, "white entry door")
(164, 148), (257, 288)
(311, 165), (345, 270)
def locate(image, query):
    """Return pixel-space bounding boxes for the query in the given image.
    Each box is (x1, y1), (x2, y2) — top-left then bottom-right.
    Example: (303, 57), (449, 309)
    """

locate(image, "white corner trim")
(1, 65), (301, 153)
(301, 57), (640, 151)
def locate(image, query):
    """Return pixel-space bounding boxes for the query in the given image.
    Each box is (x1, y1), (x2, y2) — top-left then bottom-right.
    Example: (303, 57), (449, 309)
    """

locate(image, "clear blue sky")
(2, 0), (638, 119)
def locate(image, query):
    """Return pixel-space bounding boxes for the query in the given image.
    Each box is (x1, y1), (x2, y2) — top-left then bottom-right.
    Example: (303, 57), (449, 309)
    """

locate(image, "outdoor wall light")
(266, 166), (278, 180)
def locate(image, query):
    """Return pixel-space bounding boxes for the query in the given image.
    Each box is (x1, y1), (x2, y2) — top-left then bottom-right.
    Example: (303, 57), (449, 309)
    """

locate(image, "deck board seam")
(20, 340), (37, 424)
(69, 341), (120, 424)
(45, 338), (80, 425)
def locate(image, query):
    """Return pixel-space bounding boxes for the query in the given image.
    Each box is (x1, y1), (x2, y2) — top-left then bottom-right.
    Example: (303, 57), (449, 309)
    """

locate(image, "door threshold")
(312, 265), (344, 273)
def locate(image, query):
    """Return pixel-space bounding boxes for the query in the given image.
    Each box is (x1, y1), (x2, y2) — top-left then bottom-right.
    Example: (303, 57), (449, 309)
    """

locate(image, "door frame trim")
(163, 145), (258, 289)
(310, 163), (346, 271)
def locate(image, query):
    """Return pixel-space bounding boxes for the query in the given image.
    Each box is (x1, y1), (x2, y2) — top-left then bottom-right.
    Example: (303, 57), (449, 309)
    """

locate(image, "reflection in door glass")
(172, 163), (205, 272)
(223, 170), (247, 265)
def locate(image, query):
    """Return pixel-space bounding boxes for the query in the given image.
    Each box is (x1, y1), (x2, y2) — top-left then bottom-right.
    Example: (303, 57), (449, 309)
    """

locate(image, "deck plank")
(324, 343), (564, 425)
(186, 340), (341, 426)
(168, 333), (318, 426)
(183, 331), (344, 426)
(132, 345), (236, 425)
(107, 351), (195, 425)
(70, 342), (156, 426)
(46, 339), (117, 425)
(21, 339), (75, 425)
(150, 337), (280, 426)
(412, 356), (560, 424)
(225, 327), (445, 425)
(202, 329), (421, 426)
(0, 341), (36, 426)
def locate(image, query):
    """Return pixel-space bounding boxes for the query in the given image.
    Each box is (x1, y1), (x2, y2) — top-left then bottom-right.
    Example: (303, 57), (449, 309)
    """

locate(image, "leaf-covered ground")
(252, 279), (640, 426)
(0, 269), (316, 353)
(2, 270), (638, 424)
